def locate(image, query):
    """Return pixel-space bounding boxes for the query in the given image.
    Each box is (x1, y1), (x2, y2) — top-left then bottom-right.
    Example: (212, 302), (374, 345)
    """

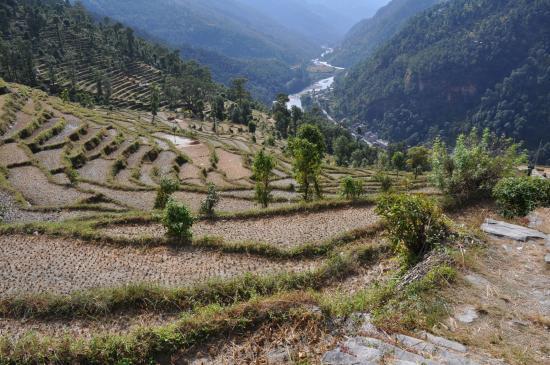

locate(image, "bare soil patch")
(216, 149), (251, 180)
(181, 143), (210, 168)
(101, 206), (379, 248)
(0, 143), (30, 167)
(126, 145), (151, 168)
(0, 312), (177, 341)
(153, 150), (176, 175)
(78, 158), (112, 184)
(179, 163), (202, 181)
(35, 148), (64, 171)
(8, 166), (90, 207)
(437, 208), (550, 364)
(0, 235), (318, 296)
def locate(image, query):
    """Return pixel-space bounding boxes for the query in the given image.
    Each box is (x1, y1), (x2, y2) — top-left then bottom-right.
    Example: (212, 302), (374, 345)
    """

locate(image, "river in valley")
(287, 48), (343, 110)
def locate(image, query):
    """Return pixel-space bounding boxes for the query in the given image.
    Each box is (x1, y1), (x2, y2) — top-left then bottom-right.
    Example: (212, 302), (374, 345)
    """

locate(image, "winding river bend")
(287, 48), (343, 110)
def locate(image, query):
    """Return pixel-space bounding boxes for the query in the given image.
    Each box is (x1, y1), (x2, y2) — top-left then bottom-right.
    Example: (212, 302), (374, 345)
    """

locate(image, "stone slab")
(481, 219), (547, 242)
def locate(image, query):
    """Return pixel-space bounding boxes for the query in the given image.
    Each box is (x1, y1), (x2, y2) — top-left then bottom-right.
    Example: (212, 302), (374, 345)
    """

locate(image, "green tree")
(154, 177), (180, 209)
(391, 151), (406, 177)
(229, 78), (250, 104)
(252, 149), (275, 208)
(273, 94), (291, 138)
(162, 198), (194, 243)
(340, 176), (364, 200)
(211, 95), (225, 122)
(290, 138), (322, 201)
(407, 146), (430, 179)
(334, 135), (351, 166)
(200, 183), (220, 217)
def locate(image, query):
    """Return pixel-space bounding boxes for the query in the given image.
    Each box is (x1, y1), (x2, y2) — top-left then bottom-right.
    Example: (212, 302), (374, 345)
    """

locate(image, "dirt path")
(0, 235), (318, 296)
(438, 207), (550, 364)
(101, 206), (379, 248)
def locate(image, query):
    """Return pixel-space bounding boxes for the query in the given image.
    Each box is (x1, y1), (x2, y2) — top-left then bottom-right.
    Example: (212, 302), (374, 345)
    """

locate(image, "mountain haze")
(329, 0), (442, 67)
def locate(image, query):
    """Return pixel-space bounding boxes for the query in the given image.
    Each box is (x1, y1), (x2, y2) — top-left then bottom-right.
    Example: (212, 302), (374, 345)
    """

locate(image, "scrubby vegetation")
(339, 176), (364, 200)
(154, 178), (180, 209)
(430, 129), (525, 205)
(493, 176), (550, 217)
(162, 198), (194, 242)
(376, 193), (449, 266)
(252, 149), (275, 208)
(200, 183), (220, 217)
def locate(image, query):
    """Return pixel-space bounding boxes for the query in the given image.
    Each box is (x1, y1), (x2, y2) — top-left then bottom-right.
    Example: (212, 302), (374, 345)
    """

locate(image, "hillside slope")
(78, 0), (317, 64)
(333, 0), (550, 162)
(0, 0), (217, 110)
(328, 0), (442, 67)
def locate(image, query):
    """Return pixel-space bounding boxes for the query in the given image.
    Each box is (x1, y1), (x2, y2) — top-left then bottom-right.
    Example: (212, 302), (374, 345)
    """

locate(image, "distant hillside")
(77, 0), (317, 64)
(305, 0), (391, 35)
(76, 0), (324, 102)
(329, 0), (441, 67)
(0, 0), (217, 110)
(333, 0), (550, 162)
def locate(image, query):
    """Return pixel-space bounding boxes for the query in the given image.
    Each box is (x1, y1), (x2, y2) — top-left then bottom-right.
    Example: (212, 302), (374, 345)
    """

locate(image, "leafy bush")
(493, 176), (550, 217)
(339, 176), (364, 200)
(376, 194), (449, 265)
(430, 129), (525, 205)
(373, 172), (392, 192)
(162, 198), (194, 242)
(200, 183), (220, 217)
(154, 178), (180, 209)
(252, 149), (275, 208)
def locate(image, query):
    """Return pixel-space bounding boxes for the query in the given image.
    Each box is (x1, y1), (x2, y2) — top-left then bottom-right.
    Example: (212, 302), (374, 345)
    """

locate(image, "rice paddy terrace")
(0, 82), (440, 363)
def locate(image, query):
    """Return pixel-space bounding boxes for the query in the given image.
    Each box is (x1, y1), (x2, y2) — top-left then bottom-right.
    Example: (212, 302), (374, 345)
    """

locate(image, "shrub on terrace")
(373, 172), (393, 192)
(154, 177), (180, 209)
(162, 198), (194, 243)
(493, 176), (550, 217)
(340, 176), (364, 200)
(376, 193), (449, 266)
(252, 149), (275, 208)
(200, 183), (220, 217)
(430, 128), (525, 205)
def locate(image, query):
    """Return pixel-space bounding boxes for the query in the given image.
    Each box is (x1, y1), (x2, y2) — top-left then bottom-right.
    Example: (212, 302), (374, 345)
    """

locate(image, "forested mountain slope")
(333, 0), (550, 162)
(76, 0), (322, 103)
(78, 0), (317, 64)
(328, 0), (442, 67)
(0, 0), (217, 110)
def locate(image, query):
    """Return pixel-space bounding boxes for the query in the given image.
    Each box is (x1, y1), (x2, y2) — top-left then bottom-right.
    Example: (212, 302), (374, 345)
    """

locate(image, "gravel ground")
(78, 158), (113, 184)
(207, 171), (234, 188)
(35, 148), (64, 171)
(78, 183), (258, 212)
(179, 163), (202, 181)
(181, 143), (210, 168)
(101, 206), (379, 248)
(154, 151), (176, 175)
(0, 234), (318, 296)
(126, 145), (151, 168)
(8, 166), (91, 207)
(0, 312), (178, 340)
(216, 149), (251, 180)
(0, 143), (30, 167)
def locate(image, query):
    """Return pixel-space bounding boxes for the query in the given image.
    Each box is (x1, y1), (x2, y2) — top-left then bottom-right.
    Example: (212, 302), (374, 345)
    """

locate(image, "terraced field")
(101, 205), (379, 248)
(0, 82), (441, 364)
(0, 84), (426, 218)
(0, 234), (318, 296)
